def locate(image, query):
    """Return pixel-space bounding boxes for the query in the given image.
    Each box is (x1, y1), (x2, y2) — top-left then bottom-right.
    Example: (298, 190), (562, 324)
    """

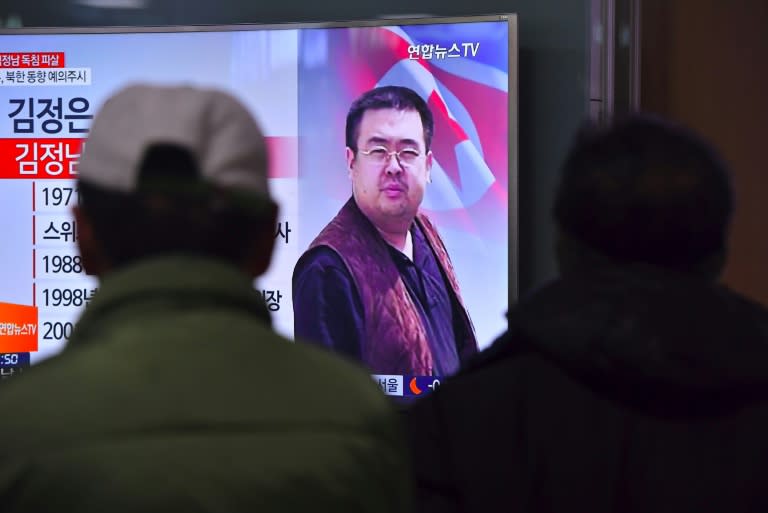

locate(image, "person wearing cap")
(0, 84), (412, 513)
(292, 85), (477, 378)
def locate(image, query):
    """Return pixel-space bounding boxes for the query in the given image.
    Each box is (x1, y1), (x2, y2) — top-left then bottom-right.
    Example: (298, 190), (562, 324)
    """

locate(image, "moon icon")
(409, 377), (423, 395)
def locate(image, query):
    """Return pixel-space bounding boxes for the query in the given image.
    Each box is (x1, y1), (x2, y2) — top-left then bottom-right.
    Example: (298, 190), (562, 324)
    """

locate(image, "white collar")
(379, 227), (414, 260)
(401, 229), (414, 261)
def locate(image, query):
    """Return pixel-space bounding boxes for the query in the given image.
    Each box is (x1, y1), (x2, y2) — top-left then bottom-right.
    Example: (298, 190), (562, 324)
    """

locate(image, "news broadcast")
(0, 16), (516, 397)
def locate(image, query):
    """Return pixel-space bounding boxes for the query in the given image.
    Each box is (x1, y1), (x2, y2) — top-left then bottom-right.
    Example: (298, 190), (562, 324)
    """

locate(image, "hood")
(509, 266), (768, 396)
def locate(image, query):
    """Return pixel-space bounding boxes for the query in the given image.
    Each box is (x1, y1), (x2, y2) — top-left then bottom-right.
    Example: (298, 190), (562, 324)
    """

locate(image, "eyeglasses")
(358, 146), (422, 166)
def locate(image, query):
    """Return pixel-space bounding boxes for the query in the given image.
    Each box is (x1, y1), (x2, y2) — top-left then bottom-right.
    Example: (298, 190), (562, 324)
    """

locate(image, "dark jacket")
(0, 256), (412, 513)
(407, 265), (768, 513)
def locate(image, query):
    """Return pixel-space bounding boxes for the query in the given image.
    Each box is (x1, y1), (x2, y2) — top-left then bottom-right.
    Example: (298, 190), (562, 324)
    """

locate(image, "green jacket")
(0, 256), (411, 513)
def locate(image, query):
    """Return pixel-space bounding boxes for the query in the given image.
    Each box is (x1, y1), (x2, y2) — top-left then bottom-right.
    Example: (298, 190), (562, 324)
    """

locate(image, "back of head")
(554, 114), (733, 277)
(76, 84), (277, 273)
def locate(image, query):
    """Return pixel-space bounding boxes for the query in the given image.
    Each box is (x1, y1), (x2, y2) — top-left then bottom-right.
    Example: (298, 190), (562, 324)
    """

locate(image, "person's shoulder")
(293, 245), (351, 280)
(0, 348), (110, 449)
(268, 336), (402, 435)
(715, 282), (768, 319)
(413, 211), (451, 257)
(405, 340), (552, 451)
(288, 338), (387, 399)
(297, 245), (344, 265)
(406, 334), (562, 433)
(0, 331), (398, 448)
(451, 329), (542, 385)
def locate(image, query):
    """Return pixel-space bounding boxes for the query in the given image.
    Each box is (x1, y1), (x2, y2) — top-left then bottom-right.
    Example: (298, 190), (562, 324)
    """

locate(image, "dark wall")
(2, 0), (592, 301)
(641, 0), (768, 305)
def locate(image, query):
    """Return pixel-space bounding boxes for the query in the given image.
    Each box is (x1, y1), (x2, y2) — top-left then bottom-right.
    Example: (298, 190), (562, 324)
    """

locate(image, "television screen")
(0, 15), (516, 396)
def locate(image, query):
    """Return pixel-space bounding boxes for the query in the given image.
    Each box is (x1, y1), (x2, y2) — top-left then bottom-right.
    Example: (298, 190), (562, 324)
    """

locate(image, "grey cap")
(78, 83), (273, 212)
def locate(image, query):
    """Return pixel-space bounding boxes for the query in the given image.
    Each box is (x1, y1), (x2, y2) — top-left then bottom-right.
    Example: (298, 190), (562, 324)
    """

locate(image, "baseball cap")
(77, 83), (273, 213)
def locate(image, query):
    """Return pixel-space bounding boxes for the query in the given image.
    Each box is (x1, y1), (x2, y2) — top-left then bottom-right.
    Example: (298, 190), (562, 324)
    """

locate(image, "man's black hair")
(554, 115), (733, 271)
(78, 143), (273, 269)
(345, 85), (434, 153)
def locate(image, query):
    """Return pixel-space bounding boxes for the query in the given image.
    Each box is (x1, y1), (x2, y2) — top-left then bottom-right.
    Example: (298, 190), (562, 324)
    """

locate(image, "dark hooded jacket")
(407, 265), (768, 513)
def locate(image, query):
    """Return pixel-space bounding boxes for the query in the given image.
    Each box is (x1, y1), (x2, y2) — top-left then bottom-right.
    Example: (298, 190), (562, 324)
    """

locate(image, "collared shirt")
(293, 222), (462, 376)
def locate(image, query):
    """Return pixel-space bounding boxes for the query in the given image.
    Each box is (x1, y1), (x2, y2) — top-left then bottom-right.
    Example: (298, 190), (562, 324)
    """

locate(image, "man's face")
(346, 108), (432, 231)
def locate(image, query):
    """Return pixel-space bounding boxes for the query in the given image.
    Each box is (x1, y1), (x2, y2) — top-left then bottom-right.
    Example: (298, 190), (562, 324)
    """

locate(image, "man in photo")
(293, 85), (477, 377)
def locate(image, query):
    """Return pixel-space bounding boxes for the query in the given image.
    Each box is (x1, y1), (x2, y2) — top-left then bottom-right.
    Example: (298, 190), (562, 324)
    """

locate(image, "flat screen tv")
(0, 14), (517, 397)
